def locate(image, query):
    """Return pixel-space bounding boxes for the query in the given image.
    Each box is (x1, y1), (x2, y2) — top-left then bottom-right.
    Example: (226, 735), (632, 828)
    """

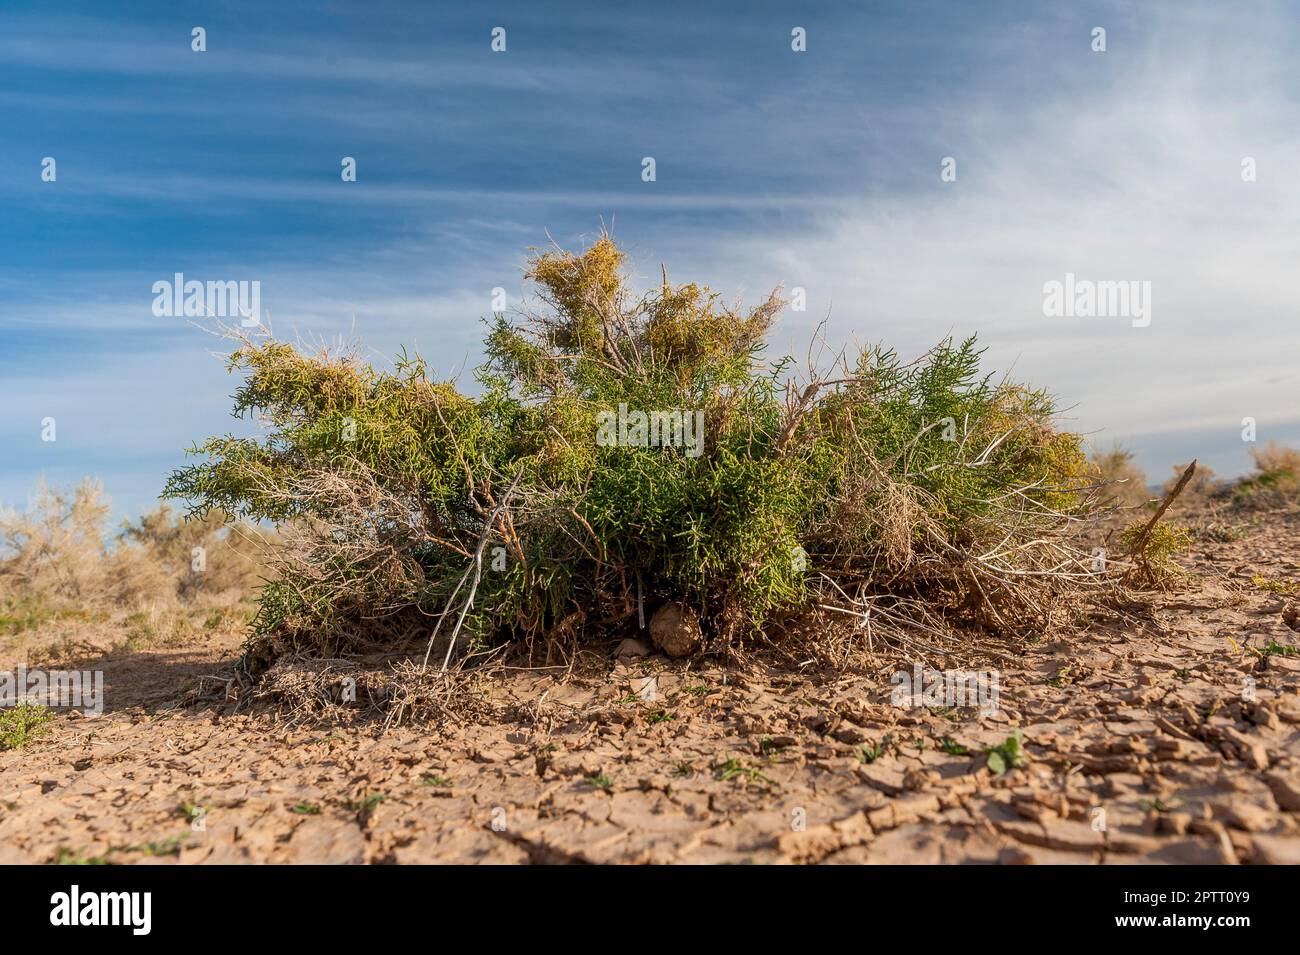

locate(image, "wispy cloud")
(2, 0), (1297, 513)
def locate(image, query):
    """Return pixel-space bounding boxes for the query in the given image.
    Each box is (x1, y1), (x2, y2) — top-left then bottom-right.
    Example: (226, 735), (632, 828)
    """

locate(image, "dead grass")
(1090, 443), (1152, 510)
(245, 653), (501, 729)
(0, 479), (272, 614)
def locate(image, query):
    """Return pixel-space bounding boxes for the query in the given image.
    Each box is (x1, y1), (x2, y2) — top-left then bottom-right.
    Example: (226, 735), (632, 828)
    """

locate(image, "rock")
(648, 602), (702, 658)
(1265, 772), (1300, 811)
(775, 823), (841, 862)
(902, 768), (941, 792)
(1222, 727), (1270, 771)
(854, 763), (906, 796)
(1251, 834), (1300, 864)
(1247, 703), (1280, 730)
(998, 845), (1036, 864)
(1157, 812), (1193, 836)
(995, 817), (1104, 852)
(284, 817), (368, 864)
(1015, 802), (1058, 824)
(1145, 837), (1233, 864)
(866, 793), (940, 831)
(1212, 801), (1275, 833)
(1106, 830), (1163, 854)
(614, 637), (652, 659)
(831, 725), (869, 744)
(1276, 696), (1300, 724)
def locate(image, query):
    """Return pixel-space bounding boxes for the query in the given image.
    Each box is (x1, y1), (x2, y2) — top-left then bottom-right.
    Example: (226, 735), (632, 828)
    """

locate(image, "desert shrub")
(0, 479), (269, 613)
(1233, 442), (1300, 507)
(0, 481), (114, 604)
(1090, 444), (1152, 509)
(166, 235), (1101, 664)
(118, 503), (268, 601)
(0, 703), (53, 751)
(1162, 461), (1221, 508)
(1119, 517), (1192, 584)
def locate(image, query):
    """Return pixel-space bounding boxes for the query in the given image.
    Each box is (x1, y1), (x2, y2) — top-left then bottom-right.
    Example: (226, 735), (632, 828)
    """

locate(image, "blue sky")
(2, 0), (1298, 516)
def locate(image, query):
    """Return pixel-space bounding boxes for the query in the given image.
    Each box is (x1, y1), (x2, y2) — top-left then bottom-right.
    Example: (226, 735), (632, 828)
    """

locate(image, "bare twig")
(422, 471), (523, 674)
(1125, 459), (1196, 560)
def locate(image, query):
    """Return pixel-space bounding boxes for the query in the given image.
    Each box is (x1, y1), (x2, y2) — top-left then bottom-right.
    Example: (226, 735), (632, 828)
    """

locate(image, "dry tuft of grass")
(1162, 461), (1221, 508)
(1089, 444), (1152, 510)
(0, 479), (274, 655)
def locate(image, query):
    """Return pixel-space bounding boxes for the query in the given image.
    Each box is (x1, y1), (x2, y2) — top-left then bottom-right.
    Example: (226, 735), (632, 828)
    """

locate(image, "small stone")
(1265, 772), (1300, 811)
(614, 637), (652, 658)
(1247, 703), (1280, 729)
(1222, 727), (1270, 771)
(1213, 801), (1275, 833)
(648, 602), (703, 659)
(1251, 834), (1300, 864)
(998, 846), (1036, 864)
(831, 725), (868, 744)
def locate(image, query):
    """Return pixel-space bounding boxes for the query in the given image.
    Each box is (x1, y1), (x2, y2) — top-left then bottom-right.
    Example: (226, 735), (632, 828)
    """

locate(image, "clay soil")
(3, 509), (1300, 865)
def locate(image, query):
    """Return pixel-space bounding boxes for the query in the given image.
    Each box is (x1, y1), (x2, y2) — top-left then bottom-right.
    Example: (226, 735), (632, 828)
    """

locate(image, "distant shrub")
(1234, 442), (1300, 507)
(166, 235), (1101, 665)
(1090, 444), (1151, 509)
(0, 479), (269, 612)
(1162, 461), (1221, 507)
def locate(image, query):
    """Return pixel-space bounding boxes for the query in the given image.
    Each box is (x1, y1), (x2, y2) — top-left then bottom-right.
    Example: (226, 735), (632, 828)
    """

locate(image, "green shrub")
(1233, 442), (1300, 507)
(0, 703), (53, 751)
(166, 236), (1098, 664)
(1119, 518), (1192, 584)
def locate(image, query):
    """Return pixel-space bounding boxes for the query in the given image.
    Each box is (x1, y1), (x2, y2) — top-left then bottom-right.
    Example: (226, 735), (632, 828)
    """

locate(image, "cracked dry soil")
(3, 510), (1300, 865)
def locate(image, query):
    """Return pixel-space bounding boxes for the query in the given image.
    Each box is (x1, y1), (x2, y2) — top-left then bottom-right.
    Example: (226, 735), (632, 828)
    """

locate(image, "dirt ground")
(3, 510), (1300, 865)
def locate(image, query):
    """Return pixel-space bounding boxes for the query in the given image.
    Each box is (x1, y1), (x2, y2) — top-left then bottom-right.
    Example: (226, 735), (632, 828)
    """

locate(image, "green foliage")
(938, 736), (970, 756)
(1255, 640), (1299, 661)
(1250, 574), (1300, 597)
(1120, 518), (1192, 583)
(55, 846), (109, 866)
(714, 758), (773, 785)
(985, 731), (1027, 775)
(0, 703), (54, 751)
(858, 737), (891, 763)
(166, 236), (1095, 661)
(0, 599), (59, 635)
(1234, 442), (1300, 507)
